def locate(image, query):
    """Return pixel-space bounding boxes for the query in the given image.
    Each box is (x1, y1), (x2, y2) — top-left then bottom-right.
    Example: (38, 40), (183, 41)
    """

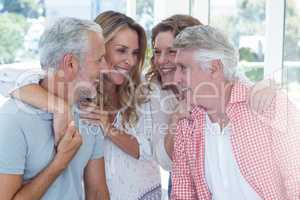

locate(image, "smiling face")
(153, 31), (177, 88)
(105, 26), (140, 85)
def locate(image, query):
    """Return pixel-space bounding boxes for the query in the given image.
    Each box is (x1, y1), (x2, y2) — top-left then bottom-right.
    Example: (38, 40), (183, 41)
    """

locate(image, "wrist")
(51, 155), (68, 172)
(105, 124), (119, 138)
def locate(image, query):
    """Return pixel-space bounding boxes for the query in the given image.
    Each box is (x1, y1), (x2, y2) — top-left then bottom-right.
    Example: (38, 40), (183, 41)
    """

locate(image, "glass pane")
(283, 0), (300, 107)
(136, 0), (154, 41)
(210, 0), (266, 83)
(92, 0), (127, 19)
(0, 0), (46, 65)
(136, 0), (154, 71)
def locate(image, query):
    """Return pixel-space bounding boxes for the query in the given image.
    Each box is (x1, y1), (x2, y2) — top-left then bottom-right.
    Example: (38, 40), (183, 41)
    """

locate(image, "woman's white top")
(204, 113), (262, 200)
(0, 67), (162, 200)
(149, 82), (177, 171)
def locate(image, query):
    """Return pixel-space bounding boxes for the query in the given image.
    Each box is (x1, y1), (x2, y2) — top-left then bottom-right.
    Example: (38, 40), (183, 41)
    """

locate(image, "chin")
(111, 77), (125, 85)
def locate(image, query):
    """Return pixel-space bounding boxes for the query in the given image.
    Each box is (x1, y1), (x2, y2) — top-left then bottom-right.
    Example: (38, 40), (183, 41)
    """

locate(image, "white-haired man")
(171, 25), (300, 200)
(0, 18), (109, 200)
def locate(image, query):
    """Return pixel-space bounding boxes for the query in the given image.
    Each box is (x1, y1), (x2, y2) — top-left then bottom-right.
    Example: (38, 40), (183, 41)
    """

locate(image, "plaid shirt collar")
(190, 82), (250, 120)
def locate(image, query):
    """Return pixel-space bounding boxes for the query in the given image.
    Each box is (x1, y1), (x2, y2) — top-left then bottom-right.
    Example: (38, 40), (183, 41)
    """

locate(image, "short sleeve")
(0, 115), (27, 174)
(0, 67), (44, 97)
(90, 133), (105, 160)
(79, 121), (105, 160)
(150, 87), (175, 170)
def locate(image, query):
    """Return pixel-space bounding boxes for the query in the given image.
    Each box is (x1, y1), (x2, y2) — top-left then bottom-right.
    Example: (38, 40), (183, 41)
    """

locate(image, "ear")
(210, 59), (224, 80)
(62, 54), (80, 81)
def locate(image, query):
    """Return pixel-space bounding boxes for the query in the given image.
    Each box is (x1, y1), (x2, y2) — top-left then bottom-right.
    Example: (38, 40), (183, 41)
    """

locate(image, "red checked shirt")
(171, 83), (300, 200)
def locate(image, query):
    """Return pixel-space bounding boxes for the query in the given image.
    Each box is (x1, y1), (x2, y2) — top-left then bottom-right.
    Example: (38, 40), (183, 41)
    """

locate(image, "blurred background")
(0, 0), (299, 198)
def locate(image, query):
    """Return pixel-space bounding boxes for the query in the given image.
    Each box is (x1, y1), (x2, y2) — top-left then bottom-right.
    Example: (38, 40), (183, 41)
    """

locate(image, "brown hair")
(146, 14), (203, 82)
(95, 10), (147, 126)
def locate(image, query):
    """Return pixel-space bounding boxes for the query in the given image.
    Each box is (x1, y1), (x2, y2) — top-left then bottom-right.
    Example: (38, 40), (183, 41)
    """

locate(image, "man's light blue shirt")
(0, 99), (104, 200)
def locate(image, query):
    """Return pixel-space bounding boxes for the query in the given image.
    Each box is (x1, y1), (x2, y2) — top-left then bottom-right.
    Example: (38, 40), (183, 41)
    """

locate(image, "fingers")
(249, 91), (259, 114)
(71, 131), (83, 147)
(257, 88), (275, 114)
(64, 121), (76, 140)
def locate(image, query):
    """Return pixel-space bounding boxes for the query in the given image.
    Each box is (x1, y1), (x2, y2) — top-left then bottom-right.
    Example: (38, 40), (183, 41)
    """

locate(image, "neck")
(40, 73), (70, 104)
(205, 81), (233, 126)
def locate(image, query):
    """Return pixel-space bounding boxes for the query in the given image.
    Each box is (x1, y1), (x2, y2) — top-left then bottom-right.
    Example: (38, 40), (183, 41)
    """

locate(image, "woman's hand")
(249, 79), (277, 114)
(78, 102), (115, 135)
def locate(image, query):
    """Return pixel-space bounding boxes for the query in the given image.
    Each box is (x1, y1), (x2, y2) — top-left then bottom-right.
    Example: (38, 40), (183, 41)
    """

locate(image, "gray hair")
(173, 25), (238, 81)
(39, 17), (102, 70)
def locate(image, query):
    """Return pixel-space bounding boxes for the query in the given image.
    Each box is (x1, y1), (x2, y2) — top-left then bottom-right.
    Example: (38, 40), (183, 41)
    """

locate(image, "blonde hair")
(95, 11), (147, 126)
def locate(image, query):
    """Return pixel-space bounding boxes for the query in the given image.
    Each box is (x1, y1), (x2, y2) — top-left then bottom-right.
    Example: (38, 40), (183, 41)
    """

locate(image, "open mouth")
(159, 65), (176, 74)
(113, 65), (130, 75)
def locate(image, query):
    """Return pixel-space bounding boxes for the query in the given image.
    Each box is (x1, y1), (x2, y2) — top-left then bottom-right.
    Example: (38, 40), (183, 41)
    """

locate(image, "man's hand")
(53, 122), (82, 170)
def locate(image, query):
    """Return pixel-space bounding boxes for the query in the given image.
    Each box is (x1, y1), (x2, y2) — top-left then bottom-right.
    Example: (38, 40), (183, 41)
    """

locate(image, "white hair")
(39, 17), (102, 70)
(173, 25), (239, 81)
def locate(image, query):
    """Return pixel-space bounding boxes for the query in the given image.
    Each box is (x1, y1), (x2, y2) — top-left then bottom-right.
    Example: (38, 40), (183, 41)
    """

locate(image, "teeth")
(114, 66), (129, 74)
(181, 87), (191, 92)
(161, 68), (173, 74)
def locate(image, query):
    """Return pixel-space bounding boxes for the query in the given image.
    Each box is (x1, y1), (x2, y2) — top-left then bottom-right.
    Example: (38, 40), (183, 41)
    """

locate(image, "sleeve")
(171, 120), (197, 200)
(154, 136), (172, 171)
(0, 115), (27, 175)
(267, 92), (300, 199)
(90, 133), (105, 160)
(128, 102), (153, 160)
(150, 89), (173, 171)
(0, 67), (44, 97)
(134, 102), (154, 161)
(78, 121), (104, 160)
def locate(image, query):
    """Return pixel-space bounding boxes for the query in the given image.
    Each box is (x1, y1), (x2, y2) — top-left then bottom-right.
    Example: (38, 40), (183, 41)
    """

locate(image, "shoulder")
(0, 100), (27, 143)
(0, 99), (48, 131)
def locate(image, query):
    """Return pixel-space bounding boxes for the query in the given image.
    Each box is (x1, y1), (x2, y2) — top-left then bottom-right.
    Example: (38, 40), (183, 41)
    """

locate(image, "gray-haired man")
(0, 17), (109, 200)
(171, 25), (300, 199)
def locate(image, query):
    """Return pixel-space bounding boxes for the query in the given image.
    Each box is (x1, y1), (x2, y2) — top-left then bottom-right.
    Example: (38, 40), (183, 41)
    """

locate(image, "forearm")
(86, 189), (109, 200)
(12, 159), (64, 200)
(11, 84), (67, 113)
(107, 128), (140, 159)
(84, 159), (110, 200)
(164, 133), (174, 160)
(86, 187), (110, 200)
(164, 116), (178, 160)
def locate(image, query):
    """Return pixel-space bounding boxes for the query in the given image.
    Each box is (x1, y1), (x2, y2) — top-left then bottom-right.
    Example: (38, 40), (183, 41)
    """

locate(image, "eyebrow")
(115, 44), (140, 51)
(115, 44), (128, 48)
(153, 47), (175, 51)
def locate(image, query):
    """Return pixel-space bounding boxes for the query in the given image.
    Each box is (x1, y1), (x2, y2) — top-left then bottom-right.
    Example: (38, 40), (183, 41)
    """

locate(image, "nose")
(125, 54), (135, 68)
(157, 52), (168, 66)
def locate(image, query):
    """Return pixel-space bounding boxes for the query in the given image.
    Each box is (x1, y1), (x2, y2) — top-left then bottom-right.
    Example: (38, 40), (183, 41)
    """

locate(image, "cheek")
(105, 50), (119, 65)
(132, 56), (139, 66)
(153, 57), (159, 68)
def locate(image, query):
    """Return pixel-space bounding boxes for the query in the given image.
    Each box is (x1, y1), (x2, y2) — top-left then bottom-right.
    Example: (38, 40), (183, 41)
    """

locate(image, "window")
(283, 0), (300, 106)
(92, 0), (127, 19)
(210, 0), (266, 82)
